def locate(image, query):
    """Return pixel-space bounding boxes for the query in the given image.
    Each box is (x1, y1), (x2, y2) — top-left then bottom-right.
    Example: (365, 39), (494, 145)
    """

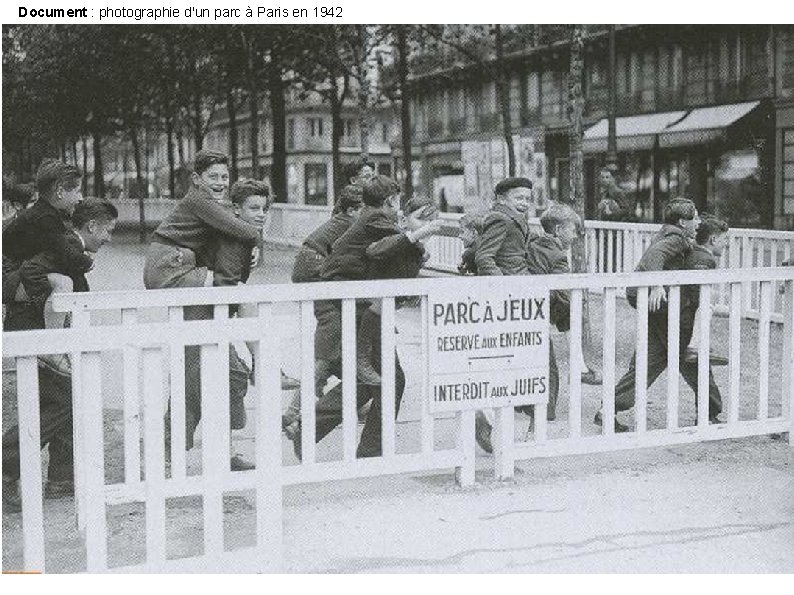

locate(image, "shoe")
(281, 370), (300, 390)
(684, 348), (728, 366)
(593, 411), (629, 433)
(230, 455), (255, 471)
(44, 479), (74, 499)
(2, 477), (22, 513)
(356, 355), (382, 386)
(581, 369), (603, 385)
(285, 420), (302, 461)
(38, 353), (72, 377)
(474, 411), (493, 454)
(357, 400), (372, 423)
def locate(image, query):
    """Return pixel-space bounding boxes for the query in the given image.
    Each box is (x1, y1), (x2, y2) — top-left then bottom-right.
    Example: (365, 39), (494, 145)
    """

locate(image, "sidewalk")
(282, 436), (794, 573)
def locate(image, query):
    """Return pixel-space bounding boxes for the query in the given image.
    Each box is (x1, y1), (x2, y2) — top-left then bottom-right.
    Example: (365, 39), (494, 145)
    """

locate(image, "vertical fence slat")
(770, 240), (779, 314)
(568, 290), (583, 438)
(168, 307), (187, 480)
(300, 302), (317, 464)
(255, 303), (283, 572)
(341, 299), (357, 461)
(697, 285), (711, 428)
(142, 347), (166, 571)
(17, 356), (45, 572)
(666, 286), (681, 430)
(455, 410), (475, 487)
(200, 341), (228, 559)
(121, 309), (141, 484)
(82, 351), (107, 572)
(587, 229), (597, 273)
(601, 288), (617, 435)
(597, 230), (605, 274)
(70, 309), (90, 534)
(728, 283), (742, 425)
(493, 406), (515, 480)
(758, 281), (772, 420)
(606, 231), (614, 274)
(380, 298), (397, 459)
(742, 236), (752, 313)
(635, 287), (649, 434)
(420, 297), (434, 454)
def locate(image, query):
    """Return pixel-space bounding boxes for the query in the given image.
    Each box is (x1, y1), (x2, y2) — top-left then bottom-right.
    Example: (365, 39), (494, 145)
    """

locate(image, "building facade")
(406, 25), (794, 229)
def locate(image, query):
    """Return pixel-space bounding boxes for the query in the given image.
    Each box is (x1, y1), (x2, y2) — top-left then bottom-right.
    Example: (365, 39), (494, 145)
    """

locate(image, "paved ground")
(2, 231), (792, 572)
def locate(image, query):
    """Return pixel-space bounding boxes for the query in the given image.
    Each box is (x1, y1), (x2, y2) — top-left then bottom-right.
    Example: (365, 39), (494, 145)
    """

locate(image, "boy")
(176, 179), (272, 471)
(3, 160), (90, 309)
(287, 176), (440, 459)
(3, 200), (118, 511)
(606, 197), (703, 432)
(474, 203), (580, 451)
(289, 185), (363, 424)
(143, 150), (260, 291)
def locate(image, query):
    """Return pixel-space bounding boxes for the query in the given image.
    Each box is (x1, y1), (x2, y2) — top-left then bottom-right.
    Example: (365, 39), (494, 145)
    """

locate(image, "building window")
(381, 123), (389, 143)
(304, 163), (328, 206)
(287, 119), (295, 150)
(540, 70), (563, 119)
(784, 129), (794, 215)
(309, 117), (324, 137)
(343, 118), (354, 138)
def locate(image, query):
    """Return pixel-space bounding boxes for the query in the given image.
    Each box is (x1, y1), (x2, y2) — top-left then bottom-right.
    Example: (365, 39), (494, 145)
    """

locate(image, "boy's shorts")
(144, 242), (207, 290)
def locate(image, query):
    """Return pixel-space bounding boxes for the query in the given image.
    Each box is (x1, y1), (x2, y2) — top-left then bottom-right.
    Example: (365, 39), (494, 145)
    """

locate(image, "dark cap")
(404, 195), (435, 215)
(494, 177), (533, 195)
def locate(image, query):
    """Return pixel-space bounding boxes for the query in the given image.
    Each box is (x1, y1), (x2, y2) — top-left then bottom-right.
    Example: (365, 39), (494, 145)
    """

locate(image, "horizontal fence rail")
(3, 267), (793, 572)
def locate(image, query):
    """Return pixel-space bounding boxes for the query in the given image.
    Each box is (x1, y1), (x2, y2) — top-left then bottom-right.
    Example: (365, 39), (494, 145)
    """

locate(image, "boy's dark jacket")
(3, 200), (93, 303)
(4, 231), (89, 331)
(626, 223), (693, 307)
(291, 212), (356, 283)
(321, 206), (403, 282)
(525, 233), (571, 332)
(475, 202), (530, 276)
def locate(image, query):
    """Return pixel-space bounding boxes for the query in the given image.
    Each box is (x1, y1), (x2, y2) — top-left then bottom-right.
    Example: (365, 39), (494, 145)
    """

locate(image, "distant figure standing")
(596, 166), (633, 273)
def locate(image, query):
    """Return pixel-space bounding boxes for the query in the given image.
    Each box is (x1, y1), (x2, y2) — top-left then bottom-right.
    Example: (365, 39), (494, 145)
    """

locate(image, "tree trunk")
(227, 88), (239, 182)
(268, 64), (287, 202)
(130, 128), (147, 242)
(71, 140), (78, 167)
(568, 24), (599, 376)
(166, 115), (176, 199)
(249, 88), (260, 179)
(330, 76), (344, 198)
(397, 25), (414, 204)
(81, 136), (88, 195)
(494, 25), (516, 176)
(91, 129), (105, 198)
(607, 25), (618, 168)
(176, 127), (185, 167)
(358, 80), (371, 158)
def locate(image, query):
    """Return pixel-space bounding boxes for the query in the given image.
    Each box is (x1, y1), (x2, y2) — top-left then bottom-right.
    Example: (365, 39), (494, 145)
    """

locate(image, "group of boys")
(3, 160), (119, 512)
(2, 152), (733, 511)
(457, 177), (729, 449)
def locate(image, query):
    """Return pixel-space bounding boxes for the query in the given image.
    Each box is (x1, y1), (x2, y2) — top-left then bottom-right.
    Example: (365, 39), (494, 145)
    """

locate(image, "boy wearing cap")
(605, 198), (702, 432)
(458, 214), (484, 276)
(475, 177), (533, 276)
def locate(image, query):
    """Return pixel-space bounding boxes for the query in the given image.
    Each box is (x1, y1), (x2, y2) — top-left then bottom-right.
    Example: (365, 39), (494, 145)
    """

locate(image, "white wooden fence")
(3, 267), (793, 572)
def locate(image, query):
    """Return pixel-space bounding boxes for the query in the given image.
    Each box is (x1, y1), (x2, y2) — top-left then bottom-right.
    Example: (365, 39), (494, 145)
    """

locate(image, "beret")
(494, 177), (533, 195)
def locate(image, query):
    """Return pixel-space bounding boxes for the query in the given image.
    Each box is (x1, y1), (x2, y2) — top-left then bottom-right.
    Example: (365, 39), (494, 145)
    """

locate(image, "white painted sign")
(427, 278), (550, 413)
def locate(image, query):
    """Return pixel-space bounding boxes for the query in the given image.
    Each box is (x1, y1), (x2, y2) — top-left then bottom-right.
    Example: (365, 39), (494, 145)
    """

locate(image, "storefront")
(581, 101), (773, 227)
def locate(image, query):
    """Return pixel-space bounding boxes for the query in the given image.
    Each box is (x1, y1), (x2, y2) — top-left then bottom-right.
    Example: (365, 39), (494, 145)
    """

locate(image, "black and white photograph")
(1, 9), (793, 574)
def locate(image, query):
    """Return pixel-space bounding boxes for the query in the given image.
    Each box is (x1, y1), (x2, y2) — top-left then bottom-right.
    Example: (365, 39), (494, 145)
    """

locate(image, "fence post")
(782, 280), (794, 444)
(16, 356), (45, 572)
(493, 406), (515, 481)
(455, 410), (475, 487)
(71, 309), (90, 534)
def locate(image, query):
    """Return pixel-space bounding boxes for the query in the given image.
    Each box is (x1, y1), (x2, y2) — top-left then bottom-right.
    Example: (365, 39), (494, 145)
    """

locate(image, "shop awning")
(583, 111), (687, 153)
(657, 101), (761, 148)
